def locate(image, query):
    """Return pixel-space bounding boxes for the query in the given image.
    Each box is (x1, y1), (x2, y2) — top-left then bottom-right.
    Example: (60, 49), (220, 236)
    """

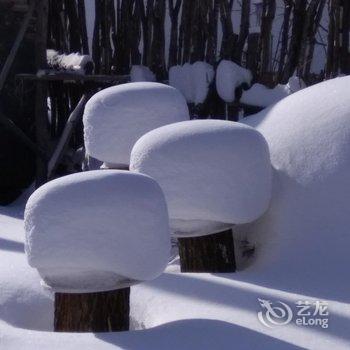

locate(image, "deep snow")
(1, 77), (350, 349)
(0, 197), (349, 349)
(237, 76), (350, 300)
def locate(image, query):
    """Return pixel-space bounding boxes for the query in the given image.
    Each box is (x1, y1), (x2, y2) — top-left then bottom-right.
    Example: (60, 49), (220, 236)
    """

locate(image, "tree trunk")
(233, 0), (250, 64)
(168, 0), (181, 68)
(257, 0), (276, 78)
(219, 0), (235, 60)
(54, 288), (130, 332)
(206, 0), (219, 65)
(77, 0), (89, 54)
(178, 230), (236, 273)
(340, 0), (350, 74)
(35, 0), (49, 187)
(277, 1), (292, 82)
(150, 0), (166, 79)
(283, 0), (307, 81)
(298, 0), (326, 79)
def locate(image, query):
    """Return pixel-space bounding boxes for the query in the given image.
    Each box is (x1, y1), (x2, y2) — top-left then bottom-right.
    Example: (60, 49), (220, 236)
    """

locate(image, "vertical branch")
(35, 0), (49, 187)
(150, 0), (166, 78)
(340, 0), (350, 74)
(299, 0), (326, 79)
(180, 0), (195, 63)
(168, 0), (182, 68)
(277, 0), (292, 81)
(131, 0), (142, 65)
(77, 0), (89, 54)
(257, 0), (276, 79)
(191, 0), (210, 63)
(283, 0), (307, 81)
(64, 0), (81, 52)
(206, 0), (219, 65)
(92, 0), (102, 73)
(219, 0), (235, 60)
(233, 0), (250, 64)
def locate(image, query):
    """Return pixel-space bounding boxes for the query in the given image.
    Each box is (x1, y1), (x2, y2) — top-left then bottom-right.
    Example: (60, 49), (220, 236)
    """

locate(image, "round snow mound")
(130, 120), (272, 237)
(240, 76), (350, 278)
(83, 82), (189, 167)
(24, 170), (170, 293)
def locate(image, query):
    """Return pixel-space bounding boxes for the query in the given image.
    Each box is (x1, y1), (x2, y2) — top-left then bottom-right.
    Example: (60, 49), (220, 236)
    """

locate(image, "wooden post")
(54, 288), (130, 332)
(178, 230), (236, 273)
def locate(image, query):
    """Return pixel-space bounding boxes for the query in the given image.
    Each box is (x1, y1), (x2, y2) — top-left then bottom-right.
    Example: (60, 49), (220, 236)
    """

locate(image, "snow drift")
(130, 120), (272, 237)
(83, 82), (189, 167)
(241, 76), (306, 107)
(24, 170), (170, 293)
(239, 76), (350, 293)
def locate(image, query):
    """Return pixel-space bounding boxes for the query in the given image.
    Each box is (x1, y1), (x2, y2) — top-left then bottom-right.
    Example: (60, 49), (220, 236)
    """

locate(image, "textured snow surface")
(216, 60), (252, 102)
(241, 77), (306, 107)
(83, 82), (189, 166)
(239, 76), (350, 294)
(130, 120), (271, 236)
(1, 176), (350, 349)
(169, 62), (214, 104)
(130, 65), (156, 82)
(24, 170), (170, 292)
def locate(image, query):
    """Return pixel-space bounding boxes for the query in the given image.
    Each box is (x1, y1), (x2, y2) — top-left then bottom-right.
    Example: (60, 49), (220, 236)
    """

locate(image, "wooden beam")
(16, 73), (130, 83)
(0, 111), (47, 160)
(48, 93), (92, 178)
(0, 0), (37, 93)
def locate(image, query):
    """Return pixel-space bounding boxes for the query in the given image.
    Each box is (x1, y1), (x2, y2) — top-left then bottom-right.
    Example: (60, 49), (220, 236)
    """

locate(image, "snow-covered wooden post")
(83, 82), (190, 170)
(130, 120), (272, 273)
(216, 60), (252, 121)
(24, 170), (170, 332)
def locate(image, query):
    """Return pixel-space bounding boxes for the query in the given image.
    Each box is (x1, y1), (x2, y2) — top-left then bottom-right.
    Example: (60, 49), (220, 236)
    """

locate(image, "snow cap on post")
(83, 82), (190, 168)
(24, 170), (170, 293)
(169, 61), (215, 104)
(130, 120), (272, 237)
(216, 60), (252, 103)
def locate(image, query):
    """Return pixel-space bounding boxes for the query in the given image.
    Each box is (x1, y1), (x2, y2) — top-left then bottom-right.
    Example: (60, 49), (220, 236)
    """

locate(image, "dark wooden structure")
(178, 230), (236, 273)
(54, 288), (130, 332)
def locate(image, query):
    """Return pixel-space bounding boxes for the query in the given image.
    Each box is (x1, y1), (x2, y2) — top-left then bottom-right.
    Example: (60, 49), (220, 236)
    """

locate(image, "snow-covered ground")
(2, 78), (350, 349)
(0, 194), (349, 349)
